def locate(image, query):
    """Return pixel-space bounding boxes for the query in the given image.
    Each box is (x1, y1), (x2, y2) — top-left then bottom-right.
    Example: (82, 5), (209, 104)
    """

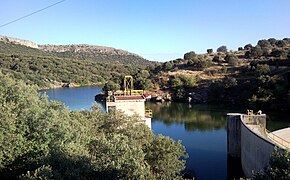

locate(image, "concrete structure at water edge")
(227, 111), (290, 178)
(105, 76), (152, 129)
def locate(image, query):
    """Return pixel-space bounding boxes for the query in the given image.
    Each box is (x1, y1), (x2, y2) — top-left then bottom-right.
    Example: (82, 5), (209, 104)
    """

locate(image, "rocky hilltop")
(0, 35), (141, 57)
(0, 35), (38, 49)
(39, 44), (139, 57)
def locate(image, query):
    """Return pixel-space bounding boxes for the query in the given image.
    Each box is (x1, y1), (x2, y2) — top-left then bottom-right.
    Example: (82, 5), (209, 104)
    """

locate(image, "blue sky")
(0, 0), (290, 61)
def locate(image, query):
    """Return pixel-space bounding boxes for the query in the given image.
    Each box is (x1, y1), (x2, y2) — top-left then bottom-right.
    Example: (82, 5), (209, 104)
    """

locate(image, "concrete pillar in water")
(227, 113), (242, 157)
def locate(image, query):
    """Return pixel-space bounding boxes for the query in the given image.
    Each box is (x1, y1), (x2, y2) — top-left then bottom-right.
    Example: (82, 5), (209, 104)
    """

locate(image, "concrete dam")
(227, 112), (290, 178)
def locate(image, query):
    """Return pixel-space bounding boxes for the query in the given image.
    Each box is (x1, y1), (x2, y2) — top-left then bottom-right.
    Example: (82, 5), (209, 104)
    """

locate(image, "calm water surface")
(41, 86), (290, 180)
(40, 86), (102, 110)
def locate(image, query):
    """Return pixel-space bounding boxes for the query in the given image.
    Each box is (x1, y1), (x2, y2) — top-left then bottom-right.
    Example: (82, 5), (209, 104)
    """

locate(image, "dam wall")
(227, 113), (276, 178)
(240, 115), (275, 177)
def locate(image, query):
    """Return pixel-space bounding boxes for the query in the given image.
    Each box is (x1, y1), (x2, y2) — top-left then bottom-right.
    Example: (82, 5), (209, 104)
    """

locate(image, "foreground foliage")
(0, 74), (187, 179)
(254, 148), (290, 180)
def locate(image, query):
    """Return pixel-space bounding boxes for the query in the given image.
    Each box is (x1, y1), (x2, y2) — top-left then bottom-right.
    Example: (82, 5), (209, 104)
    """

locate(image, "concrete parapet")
(240, 118), (275, 177)
(227, 113), (277, 178)
(227, 113), (242, 157)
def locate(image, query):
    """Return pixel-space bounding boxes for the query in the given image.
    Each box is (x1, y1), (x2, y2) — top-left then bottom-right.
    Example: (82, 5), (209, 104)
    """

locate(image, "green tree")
(255, 64), (270, 75)
(187, 58), (211, 70)
(268, 38), (277, 46)
(248, 45), (263, 58)
(283, 38), (290, 44)
(244, 44), (253, 50)
(217, 45), (227, 52)
(271, 48), (287, 59)
(181, 75), (197, 88)
(212, 55), (221, 63)
(275, 40), (287, 47)
(184, 51), (196, 60)
(0, 74), (187, 179)
(170, 77), (183, 88)
(162, 61), (173, 71)
(224, 54), (239, 66)
(257, 39), (271, 48)
(145, 135), (187, 180)
(102, 81), (120, 92)
(207, 49), (213, 54)
(254, 148), (290, 180)
(135, 77), (153, 90)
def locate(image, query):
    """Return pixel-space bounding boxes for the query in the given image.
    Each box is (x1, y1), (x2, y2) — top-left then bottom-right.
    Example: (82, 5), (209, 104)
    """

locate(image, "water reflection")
(148, 102), (229, 180)
(147, 102), (227, 132)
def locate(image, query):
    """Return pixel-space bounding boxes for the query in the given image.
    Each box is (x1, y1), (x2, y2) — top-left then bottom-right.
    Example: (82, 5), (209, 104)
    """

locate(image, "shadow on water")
(227, 156), (244, 179)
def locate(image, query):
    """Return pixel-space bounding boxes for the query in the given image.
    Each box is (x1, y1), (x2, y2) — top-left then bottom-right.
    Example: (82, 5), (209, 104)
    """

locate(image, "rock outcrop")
(0, 35), (39, 49)
(0, 35), (141, 57)
(38, 44), (140, 57)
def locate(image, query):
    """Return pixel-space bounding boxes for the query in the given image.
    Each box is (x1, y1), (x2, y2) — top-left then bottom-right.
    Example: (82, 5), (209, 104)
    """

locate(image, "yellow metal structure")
(124, 75), (134, 92)
(106, 75), (145, 99)
(105, 75), (152, 128)
(145, 109), (153, 118)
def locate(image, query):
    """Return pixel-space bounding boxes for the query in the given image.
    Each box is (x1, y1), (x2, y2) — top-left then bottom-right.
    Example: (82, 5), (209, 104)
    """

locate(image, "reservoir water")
(41, 86), (290, 180)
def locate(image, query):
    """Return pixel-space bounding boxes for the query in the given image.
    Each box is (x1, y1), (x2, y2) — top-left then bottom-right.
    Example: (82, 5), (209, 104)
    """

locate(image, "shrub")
(244, 44), (253, 50)
(254, 148), (290, 180)
(180, 75), (197, 88)
(170, 77), (183, 88)
(187, 58), (211, 70)
(247, 45), (263, 58)
(271, 48), (287, 59)
(224, 54), (239, 66)
(255, 64), (270, 75)
(207, 49), (213, 54)
(184, 51), (196, 60)
(275, 40), (287, 47)
(257, 39), (271, 48)
(217, 46), (227, 53)
(268, 38), (277, 46)
(212, 55), (221, 63)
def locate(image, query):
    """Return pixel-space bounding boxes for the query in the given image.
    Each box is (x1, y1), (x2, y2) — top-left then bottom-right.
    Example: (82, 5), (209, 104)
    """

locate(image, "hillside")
(0, 36), (158, 88)
(151, 38), (290, 111)
(0, 35), (154, 67)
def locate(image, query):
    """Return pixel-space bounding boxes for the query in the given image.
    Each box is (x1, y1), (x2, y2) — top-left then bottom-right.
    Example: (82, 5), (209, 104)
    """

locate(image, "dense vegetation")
(254, 148), (290, 179)
(0, 53), (140, 88)
(151, 38), (290, 111)
(0, 42), (154, 67)
(0, 42), (157, 89)
(0, 74), (187, 179)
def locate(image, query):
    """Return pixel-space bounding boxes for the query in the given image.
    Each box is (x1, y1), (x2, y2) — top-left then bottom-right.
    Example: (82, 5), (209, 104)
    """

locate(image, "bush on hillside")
(224, 54), (239, 66)
(184, 51), (196, 60)
(217, 46), (227, 53)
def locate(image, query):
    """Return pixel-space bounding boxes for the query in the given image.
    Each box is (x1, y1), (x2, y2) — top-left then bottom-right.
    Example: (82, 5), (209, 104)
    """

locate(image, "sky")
(0, 0), (290, 62)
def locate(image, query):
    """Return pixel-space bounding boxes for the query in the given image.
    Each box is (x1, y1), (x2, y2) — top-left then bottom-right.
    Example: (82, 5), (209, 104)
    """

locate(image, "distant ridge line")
(0, 35), (141, 57)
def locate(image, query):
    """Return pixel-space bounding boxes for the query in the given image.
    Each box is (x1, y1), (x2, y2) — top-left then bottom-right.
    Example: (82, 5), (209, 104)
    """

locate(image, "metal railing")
(243, 115), (266, 128)
(266, 129), (290, 150)
(107, 90), (144, 96)
(124, 90), (144, 96)
(242, 111), (290, 150)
